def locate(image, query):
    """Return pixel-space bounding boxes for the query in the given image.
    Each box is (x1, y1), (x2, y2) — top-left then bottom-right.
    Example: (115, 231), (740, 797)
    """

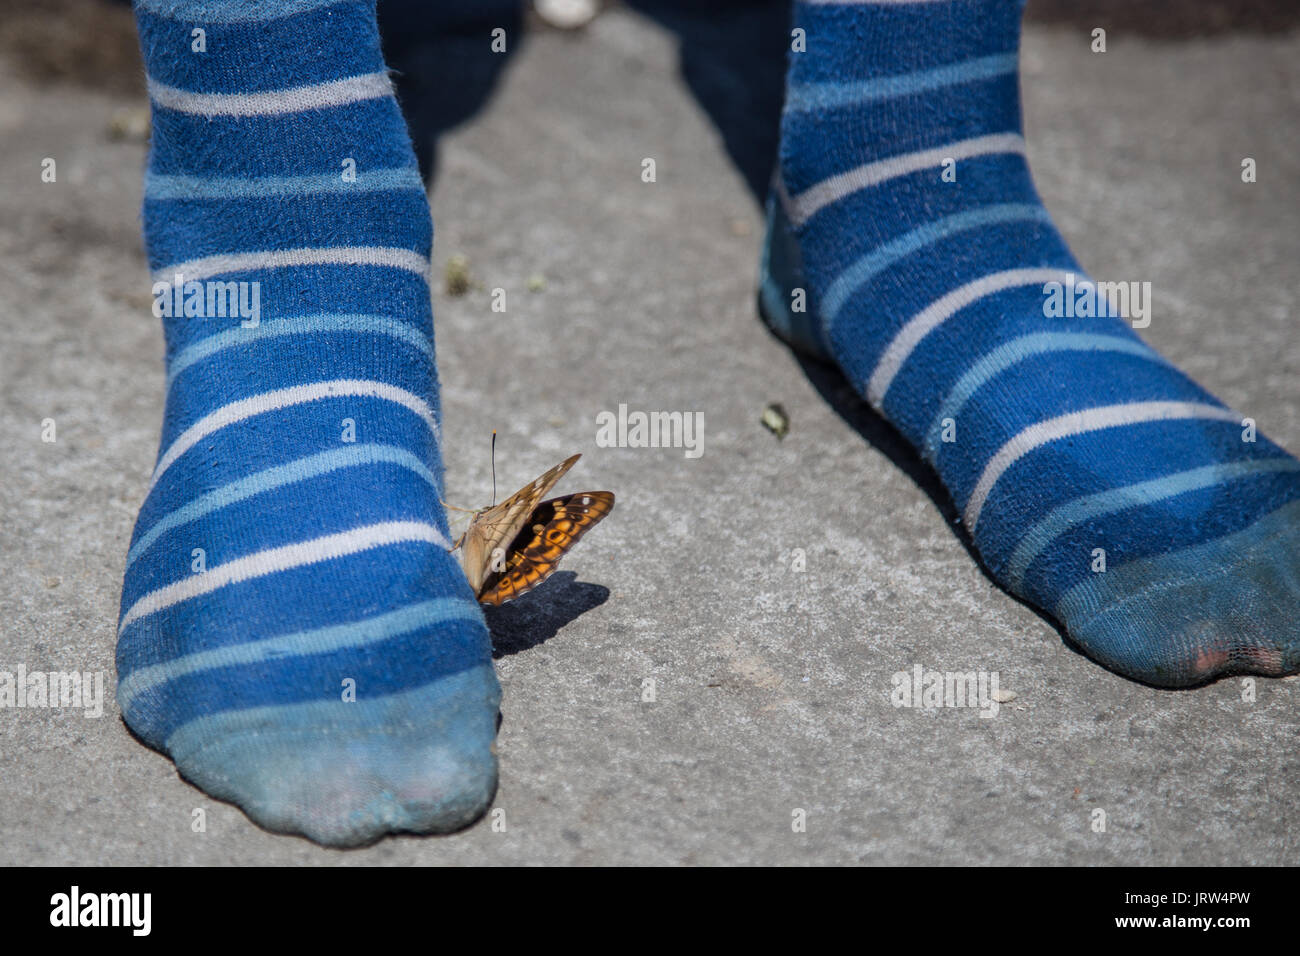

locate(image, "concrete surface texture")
(2, 4), (1299, 865)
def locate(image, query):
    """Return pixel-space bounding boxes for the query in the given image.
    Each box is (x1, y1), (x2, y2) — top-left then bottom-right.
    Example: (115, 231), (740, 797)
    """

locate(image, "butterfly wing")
(477, 490), (615, 606)
(458, 454), (581, 594)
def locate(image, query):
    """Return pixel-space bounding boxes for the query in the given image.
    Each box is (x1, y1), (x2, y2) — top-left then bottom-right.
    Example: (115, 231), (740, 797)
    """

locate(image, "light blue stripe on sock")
(822, 202), (1051, 327)
(145, 167), (423, 202)
(785, 52), (1018, 114)
(126, 443), (440, 569)
(137, 0), (349, 24)
(166, 313), (434, 390)
(119, 598), (482, 711)
(1007, 458), (1300, 593)
(923, 333), (1162, 460)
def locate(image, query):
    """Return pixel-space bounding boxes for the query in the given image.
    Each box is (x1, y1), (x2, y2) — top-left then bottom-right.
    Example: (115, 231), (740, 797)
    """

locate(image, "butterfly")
(451, 453), (615, 606)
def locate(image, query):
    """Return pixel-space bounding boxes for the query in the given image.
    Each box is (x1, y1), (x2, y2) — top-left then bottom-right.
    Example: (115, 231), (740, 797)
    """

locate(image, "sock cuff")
(134, 0), (387, 96)
(789, 0), (1025, 83)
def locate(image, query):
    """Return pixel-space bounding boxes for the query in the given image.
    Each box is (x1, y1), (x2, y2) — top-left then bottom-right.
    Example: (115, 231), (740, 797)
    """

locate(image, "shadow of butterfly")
(453, 453), (614, 606)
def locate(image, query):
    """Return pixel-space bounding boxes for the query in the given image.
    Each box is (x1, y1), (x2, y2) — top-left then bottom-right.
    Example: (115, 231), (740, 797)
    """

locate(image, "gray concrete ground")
(2, 6), (1299, 865)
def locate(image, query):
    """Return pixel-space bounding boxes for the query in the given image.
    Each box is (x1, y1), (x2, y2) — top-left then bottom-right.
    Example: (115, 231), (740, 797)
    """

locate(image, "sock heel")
(758, 190), (834, 362)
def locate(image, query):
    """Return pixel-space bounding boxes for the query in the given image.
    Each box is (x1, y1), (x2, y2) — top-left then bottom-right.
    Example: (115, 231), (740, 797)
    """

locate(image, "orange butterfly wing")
(458, 454), (579, 594)
(477, 491), (615, 606)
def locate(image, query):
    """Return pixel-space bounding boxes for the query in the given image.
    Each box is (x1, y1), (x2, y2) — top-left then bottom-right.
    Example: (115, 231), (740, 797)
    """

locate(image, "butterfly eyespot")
(581, 496), (592, 505)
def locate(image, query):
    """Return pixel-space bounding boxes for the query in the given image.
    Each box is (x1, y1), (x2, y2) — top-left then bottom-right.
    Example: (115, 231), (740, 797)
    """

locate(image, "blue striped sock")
(762, 0), (1300, 686)
(117, 0), (499, 846)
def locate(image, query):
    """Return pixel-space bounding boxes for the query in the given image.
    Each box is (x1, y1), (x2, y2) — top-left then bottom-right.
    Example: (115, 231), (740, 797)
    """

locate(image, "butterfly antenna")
(490, 429), (498, 506)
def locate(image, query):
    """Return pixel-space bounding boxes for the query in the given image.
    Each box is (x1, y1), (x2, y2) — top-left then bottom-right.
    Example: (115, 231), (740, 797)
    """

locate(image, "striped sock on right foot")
(763, 0), (1300, 686)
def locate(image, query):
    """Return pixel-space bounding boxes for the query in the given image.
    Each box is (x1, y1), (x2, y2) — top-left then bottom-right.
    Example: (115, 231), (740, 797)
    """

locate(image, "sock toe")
(167, 663), (501, 847)
(1055, 500), (1300, 686)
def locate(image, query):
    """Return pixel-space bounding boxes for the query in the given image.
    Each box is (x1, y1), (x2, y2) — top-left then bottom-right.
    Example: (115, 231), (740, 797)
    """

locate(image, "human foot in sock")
(761, 0), (1300, 687)
(116, 0), (499, 846)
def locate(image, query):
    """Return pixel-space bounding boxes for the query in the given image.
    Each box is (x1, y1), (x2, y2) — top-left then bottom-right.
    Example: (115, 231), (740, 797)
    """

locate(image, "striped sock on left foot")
(117, 0), (499, 846)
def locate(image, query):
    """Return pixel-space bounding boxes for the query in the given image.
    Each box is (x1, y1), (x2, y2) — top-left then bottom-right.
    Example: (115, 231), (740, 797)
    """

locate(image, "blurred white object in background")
(534, 0), (601, 30)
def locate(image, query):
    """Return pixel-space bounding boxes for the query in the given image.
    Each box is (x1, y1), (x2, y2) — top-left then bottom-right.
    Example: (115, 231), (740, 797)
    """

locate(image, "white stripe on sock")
(118, 521), (451, 634)
(867, 267), (1070, 408)
(149, 380), (439, 491)
(118, 598), (481, 709)
(964, 401), (1243, 532)
(147, 71), (393, 117)
(152, 246), (429, 283)
(790, 133), (1026, 226)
